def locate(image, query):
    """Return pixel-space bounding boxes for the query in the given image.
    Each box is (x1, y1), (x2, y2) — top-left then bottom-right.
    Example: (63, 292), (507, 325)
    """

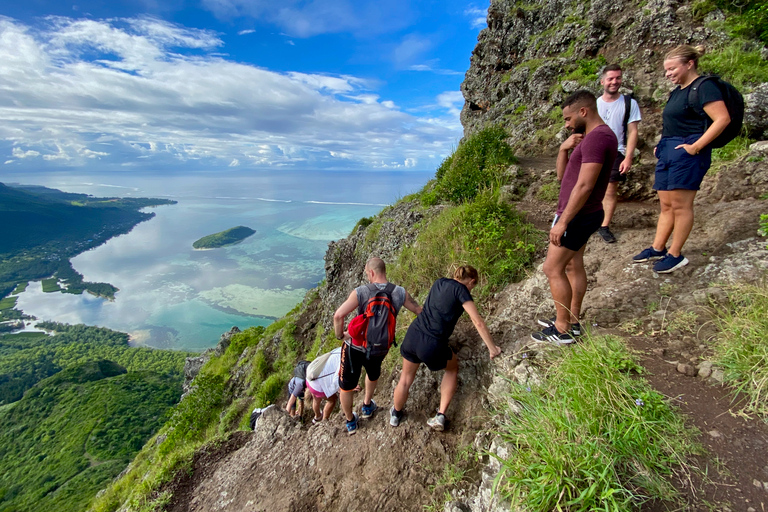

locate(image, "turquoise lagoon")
(4, 169), (431, 351)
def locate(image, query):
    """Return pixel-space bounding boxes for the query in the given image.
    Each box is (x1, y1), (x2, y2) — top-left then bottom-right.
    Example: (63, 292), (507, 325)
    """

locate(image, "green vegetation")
(712, 283), (768, 418)
(494, 335), (700, 510)
(192, 225), (256, 249)
(693, 0), (768, 44)
(0, 297), (17, 311)
(536, 176), (560, 203)
(352, 216), (374, 234)
(41, 278), (62, 293)
(0, 323), (191, 405)
(562, 56), (607, 86)
(424, 126), (517, 205)
(760, 214), (768, 246)
(90, 317), (306, 512)
(699, 41), (768, 90)
(0, 182), (174, 300)
(11, 282), (28, 295)
(0, 360), (182, 512)
(393, 189), (540, 298)
(712, 135), (755, 165)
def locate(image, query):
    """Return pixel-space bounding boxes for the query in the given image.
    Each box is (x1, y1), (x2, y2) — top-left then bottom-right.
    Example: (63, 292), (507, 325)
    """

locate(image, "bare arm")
(402, 291), (422, 315)
(620, 121), (639, 173)
(557, 133), (583, 181)
(676, 100), (730, 155)
(333, 290), (359, 340)
(462, 301), (501, 359)
(285, 394), (297, 415)
(549, 162), (602, 246)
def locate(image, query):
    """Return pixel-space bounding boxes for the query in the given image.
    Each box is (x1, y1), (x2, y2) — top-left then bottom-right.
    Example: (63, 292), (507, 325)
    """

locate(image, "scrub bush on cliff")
(425, 125), (516, 205)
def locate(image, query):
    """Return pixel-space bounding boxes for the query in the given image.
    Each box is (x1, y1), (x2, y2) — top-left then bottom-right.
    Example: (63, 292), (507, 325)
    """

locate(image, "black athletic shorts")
(609, 153), (626, 183)
(338, 342), (386, 391)
(553, 209), (604, 252)
(400, 324), (454, 372)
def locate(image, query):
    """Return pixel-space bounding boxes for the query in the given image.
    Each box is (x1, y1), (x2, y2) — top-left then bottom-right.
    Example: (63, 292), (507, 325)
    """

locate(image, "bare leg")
(438, 352), (459, 415)
(312, 396), (322, 420)
(339, 390), (355, 421)
(323, 393), (338, 420)
(543, 243), (578, 333)
(602, 182), (619, 227)
(667, 190), (697, 257)
(565, 245), (588, 323)
(363, 375), (377, 405)
(652, 191), (674, 251)
(393, 359), (420, 411)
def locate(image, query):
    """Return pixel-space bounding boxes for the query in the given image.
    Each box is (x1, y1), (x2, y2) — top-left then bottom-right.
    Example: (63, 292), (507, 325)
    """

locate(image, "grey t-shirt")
(355, 282), (406, 315)
(288, 376), (305, 398)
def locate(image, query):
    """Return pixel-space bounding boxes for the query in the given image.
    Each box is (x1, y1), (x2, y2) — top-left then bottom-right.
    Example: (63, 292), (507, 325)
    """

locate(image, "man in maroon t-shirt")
(533, 90), (618, 344)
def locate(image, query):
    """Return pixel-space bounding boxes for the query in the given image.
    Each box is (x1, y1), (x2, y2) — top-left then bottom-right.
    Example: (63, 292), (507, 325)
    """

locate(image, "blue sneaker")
(633, 246), (667, 263)
(360, 399), (377, 419)
(346, 412), (358, 435)
(653, 253), (689, 274)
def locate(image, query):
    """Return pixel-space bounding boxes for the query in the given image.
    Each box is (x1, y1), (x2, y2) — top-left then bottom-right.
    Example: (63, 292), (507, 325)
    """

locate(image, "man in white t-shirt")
(596, 64), (641, 243)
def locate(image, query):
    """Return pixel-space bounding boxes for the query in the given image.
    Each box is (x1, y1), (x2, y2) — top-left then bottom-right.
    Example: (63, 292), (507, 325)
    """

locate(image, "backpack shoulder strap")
(687, 75), (714, 118)
(382, 282), (396, 296)
(622, 94), (631, 146)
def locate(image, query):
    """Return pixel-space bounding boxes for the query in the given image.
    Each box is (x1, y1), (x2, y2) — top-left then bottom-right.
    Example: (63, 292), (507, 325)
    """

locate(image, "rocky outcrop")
(182, 326), (241, 396)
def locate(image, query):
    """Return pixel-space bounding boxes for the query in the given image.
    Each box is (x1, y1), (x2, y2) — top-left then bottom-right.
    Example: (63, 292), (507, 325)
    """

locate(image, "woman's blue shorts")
(654, 135), (712, 191)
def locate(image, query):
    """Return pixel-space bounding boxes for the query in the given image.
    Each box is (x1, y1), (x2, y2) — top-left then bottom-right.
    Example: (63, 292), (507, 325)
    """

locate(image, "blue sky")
(0, 0), (488, 172)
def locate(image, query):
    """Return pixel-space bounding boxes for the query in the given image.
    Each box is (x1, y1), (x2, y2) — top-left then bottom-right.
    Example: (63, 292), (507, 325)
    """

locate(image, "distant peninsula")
(193, 226), (256, 249)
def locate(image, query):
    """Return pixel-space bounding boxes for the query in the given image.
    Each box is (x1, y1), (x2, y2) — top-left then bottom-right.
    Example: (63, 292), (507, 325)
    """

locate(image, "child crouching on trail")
(391, 266), (501, 431)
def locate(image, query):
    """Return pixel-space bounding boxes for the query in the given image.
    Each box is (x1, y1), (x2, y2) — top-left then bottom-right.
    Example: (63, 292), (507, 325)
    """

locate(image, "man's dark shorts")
(553, 210), (604, 252)
(400, 325), (454, 372)
(609, 152), (626, 183)
(338, 342), (386, 391)
(654, 135), (712, 191)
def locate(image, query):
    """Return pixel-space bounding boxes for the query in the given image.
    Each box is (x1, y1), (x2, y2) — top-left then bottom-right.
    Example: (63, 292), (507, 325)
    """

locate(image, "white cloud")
(0, 16), (461, 171)
(238, 29), (255, 35)
(465, 6), (487, 29)
(392, 34), (433, 67)
(200, 0), (416, 38)
(408, 60), (463, 76)
(229, 158), (240, 166)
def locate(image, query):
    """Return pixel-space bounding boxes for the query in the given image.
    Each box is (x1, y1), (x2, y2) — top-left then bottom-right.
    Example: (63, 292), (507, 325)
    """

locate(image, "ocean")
(2, 169), (432, 351)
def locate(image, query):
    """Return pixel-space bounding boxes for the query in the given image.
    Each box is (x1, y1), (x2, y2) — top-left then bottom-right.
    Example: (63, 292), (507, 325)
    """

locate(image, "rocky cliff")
(95, 1), (768, 511)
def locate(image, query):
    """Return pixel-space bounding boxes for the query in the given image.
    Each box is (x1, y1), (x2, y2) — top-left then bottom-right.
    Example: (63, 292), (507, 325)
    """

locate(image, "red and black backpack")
(348, 283), (397, 358)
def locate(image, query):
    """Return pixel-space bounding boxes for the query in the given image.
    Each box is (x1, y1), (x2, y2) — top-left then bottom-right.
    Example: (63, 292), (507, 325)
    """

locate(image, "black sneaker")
(536, 316), (581, 337)
(531, 324), (576, 345)
(597, 226), (617, 243)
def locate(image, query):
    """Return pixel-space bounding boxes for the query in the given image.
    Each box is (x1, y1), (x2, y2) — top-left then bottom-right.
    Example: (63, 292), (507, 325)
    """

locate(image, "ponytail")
(453, 265), (479, 282)
(665, 44), (706, 69)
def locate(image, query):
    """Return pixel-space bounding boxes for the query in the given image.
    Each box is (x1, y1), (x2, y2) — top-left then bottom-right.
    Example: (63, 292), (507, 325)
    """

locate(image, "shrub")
(699, 42), (768, 90)
(432, 126), (517, 204)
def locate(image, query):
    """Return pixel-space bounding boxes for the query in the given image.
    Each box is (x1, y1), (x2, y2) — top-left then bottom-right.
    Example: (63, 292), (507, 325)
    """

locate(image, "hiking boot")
(427, 413), (446, 431)
(536, 316), (581, 337)
(632, 246), (667, 263)
(531, 324), (575, 345)
(653, 253), (689, 274)
(311, 416), (322, 425)
(346, 412), (358, 435)
(390, 406), (403, 427)
(361, 399), (377, 419)
(597, 226), (617, 243)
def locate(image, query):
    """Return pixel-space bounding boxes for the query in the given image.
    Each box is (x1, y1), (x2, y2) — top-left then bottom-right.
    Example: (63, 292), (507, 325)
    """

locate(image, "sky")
(0, 1), (489, 173)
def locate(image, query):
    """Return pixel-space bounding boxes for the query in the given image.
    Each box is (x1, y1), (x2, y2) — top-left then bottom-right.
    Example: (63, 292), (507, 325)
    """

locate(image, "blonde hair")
(665, 44), (706, 69)
(453, 265), (479, 282)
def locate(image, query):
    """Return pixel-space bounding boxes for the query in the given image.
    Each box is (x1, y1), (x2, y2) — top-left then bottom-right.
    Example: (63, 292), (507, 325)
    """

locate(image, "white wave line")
(304, 200), (388, 206)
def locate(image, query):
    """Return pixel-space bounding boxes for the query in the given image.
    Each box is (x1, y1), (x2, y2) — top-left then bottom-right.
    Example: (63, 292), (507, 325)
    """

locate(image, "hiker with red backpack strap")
(633, 44), (742, 274)
(391, 266), (501, 431)
(333, 257), (422, 435)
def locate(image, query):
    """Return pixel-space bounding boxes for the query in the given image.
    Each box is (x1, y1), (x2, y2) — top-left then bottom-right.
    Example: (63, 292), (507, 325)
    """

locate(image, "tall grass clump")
(494, 335), (700, 511)
(712, 282), (768, 418)
(391, 188), (540, 298)
(425, 125), (516, 205)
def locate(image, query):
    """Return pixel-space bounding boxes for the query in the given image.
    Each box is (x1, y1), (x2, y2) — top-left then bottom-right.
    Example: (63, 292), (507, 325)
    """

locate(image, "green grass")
(536, 179), (560, 202)
(391, 188), (541, 299)
(11, 282), (28, 295)
(759, 214), (768, 246)
(712, 282), (768, 418)
(699, 42), (768, 90)
(41, 278), (62, 293)
(493, 334), (700, 511)
(712, 135), (755, 165)
(0, 296), (17, 311)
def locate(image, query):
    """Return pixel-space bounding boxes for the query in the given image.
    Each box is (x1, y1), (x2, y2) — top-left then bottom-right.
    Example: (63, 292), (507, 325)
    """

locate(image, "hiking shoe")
(361, 400), (377, 419)
(531, 324), (575, 345)
(427, 413), (446, 431)
(390, 406), (403, 427)
(311, 416), (322, 425)
(346, 413), (358, 435)
(536, 316), (582, 337)
(632, 246), (667, 263)
(653, 253), (689, 274)
(597, 226), (617, 243)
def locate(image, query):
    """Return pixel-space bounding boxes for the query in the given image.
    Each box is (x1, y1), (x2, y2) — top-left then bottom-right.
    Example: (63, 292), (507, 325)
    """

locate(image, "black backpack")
(293, 360), (310, 380)
(687, 75), (744, 148)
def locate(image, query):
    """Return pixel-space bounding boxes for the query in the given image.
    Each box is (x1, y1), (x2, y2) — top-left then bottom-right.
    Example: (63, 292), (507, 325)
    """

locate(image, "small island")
(193, 226), (256, 249)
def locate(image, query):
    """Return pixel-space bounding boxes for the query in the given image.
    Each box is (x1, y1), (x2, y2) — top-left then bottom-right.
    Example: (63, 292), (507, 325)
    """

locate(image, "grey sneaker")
(389, 406), (402, 427)
(597, 226), (617, 243)
(427, 413), (446, 431)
